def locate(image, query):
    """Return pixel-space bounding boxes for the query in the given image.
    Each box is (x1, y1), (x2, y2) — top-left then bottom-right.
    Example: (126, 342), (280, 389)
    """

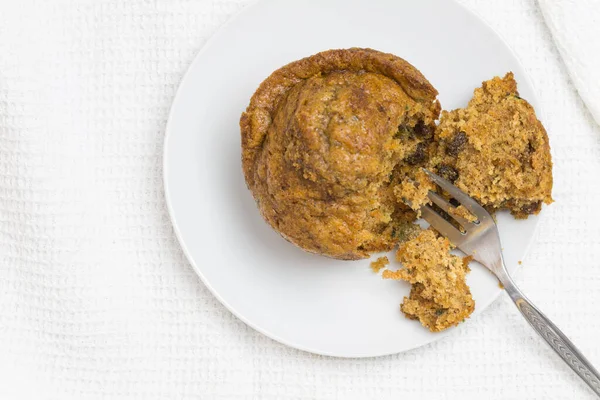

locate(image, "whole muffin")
(241, 48), (440, 259)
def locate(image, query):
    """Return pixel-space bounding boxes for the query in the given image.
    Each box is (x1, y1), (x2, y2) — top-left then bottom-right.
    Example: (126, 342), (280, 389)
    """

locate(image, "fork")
(421, 169), (600, 397)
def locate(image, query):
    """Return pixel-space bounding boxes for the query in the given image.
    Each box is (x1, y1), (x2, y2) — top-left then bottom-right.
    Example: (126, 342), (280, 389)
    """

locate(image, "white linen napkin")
(538, 0), (600, 124)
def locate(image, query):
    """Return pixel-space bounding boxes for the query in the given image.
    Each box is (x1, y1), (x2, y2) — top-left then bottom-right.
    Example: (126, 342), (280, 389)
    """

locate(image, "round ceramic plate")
(164, 0), (542, 357)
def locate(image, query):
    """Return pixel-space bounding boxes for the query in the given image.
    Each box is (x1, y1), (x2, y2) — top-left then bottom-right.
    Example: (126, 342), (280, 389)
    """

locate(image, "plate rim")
(163, 0), (545, 358)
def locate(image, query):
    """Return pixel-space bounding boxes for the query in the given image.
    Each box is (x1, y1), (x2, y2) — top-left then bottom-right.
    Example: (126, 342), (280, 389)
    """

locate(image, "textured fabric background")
(1, 0), (599, 399)
(538, 0), (600, 125)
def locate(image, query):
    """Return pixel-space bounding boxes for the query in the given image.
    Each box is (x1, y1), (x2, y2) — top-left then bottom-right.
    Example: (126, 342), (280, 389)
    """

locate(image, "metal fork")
(421, 169), (600, 397)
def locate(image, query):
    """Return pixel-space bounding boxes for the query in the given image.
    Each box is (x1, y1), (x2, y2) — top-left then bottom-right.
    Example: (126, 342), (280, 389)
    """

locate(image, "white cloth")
(538, 0), (600, 125)
(1, 0), (600, 399)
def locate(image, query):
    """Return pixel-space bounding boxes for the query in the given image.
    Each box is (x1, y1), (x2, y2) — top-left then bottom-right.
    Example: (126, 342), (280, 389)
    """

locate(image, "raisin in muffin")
(241, 48), (441, 259)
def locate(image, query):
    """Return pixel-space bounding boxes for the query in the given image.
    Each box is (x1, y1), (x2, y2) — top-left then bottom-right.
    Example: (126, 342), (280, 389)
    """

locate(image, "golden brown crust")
(241, 48), (439, 188)
(241, 48), (440, 259)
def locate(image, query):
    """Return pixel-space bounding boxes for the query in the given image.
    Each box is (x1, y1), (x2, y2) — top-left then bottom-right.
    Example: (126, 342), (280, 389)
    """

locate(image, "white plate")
(164, 0), (541, 357)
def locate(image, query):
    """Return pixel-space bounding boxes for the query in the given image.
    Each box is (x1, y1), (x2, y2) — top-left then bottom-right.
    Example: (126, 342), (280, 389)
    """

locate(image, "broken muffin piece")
(383, 228), (474, 332)
(430, 72), (553, 218)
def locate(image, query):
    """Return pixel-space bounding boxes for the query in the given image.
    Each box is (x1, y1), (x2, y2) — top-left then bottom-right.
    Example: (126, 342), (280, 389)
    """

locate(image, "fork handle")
(502, 278), (600, 397)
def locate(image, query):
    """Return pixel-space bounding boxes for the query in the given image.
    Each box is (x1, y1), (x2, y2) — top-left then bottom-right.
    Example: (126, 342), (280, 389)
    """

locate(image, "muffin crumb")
(395, 169), (435, 214)
(370, 256), (390, 273)
(449, 205), (477, 223)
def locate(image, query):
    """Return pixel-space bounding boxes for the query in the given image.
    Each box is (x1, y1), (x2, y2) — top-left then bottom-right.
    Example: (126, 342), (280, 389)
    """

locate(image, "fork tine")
(427, 190), (478, 229)
(421, 204), (466, 245)
(422, 169), (491, 222)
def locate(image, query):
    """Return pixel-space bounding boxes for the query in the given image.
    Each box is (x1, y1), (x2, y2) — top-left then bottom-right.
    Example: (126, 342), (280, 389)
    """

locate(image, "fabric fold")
(538, 0), (600, 124)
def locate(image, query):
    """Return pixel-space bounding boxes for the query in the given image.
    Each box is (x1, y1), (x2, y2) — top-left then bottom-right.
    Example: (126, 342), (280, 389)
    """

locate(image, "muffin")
(241, 49), (555, 332)
(241, 48), (441, 259)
